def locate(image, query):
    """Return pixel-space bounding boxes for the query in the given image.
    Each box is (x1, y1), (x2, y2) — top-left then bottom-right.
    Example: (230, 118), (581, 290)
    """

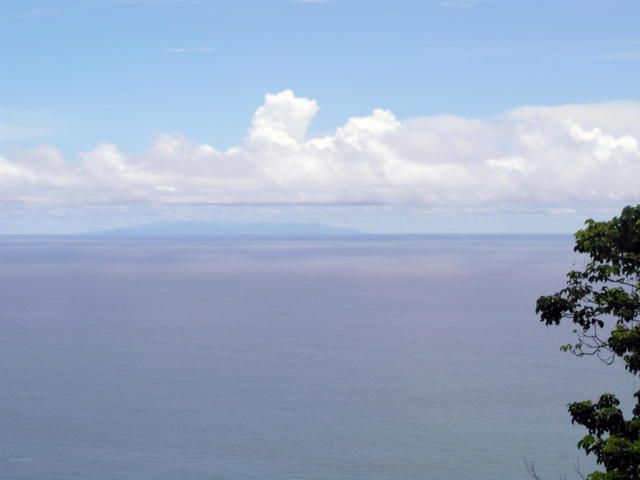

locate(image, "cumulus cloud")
(1, 90), (639, 209)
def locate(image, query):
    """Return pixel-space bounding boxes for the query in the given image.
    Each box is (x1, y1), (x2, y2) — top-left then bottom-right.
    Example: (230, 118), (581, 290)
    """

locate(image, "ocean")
(1, 235), (636, 480)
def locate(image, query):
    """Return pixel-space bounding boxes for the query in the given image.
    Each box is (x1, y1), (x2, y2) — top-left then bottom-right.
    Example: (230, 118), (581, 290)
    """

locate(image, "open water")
(1, 235), (637, 480)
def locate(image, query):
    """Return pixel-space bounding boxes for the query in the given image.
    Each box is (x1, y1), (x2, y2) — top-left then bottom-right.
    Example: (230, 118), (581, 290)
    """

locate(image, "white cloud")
(0, 124), (49, 141)
(1, 90), (640, 209)
(0, 108), (56, 141)
(248, 90), (318, 146)
(0, 7), (69, 19)
(164, 47), (216, 54)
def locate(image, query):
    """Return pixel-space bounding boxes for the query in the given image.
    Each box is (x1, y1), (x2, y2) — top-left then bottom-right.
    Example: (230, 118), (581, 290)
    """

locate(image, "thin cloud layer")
(1, 90), (639, 208)
(164, 47), (216, 54)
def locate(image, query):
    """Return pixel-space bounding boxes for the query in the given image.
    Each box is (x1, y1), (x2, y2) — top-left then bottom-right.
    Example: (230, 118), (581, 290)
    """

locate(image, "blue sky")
(1, 0), (640, 233)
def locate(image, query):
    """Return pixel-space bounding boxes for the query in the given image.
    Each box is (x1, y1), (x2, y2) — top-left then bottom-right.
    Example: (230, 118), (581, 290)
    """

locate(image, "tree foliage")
(536, 205), (640, 480)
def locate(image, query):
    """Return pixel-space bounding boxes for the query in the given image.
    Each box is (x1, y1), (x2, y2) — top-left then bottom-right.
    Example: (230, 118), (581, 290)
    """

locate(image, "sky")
(1, 0), (639, 233)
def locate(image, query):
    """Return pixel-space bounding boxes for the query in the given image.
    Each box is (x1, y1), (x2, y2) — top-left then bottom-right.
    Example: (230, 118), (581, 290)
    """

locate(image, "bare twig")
(523, 456), (542, 480)
(573, 459), (586, 480)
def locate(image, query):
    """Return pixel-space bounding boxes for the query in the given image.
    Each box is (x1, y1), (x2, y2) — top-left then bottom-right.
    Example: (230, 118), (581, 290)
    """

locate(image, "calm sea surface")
(1, 235), (637, 480)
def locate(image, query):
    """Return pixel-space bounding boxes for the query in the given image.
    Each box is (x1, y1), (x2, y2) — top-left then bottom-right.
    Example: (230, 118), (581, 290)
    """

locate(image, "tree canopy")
(536, 205), (640, 480)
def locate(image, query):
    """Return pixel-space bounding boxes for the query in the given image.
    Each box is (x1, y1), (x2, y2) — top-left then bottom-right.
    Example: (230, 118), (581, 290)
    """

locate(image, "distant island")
(93, 221), (363, 237)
